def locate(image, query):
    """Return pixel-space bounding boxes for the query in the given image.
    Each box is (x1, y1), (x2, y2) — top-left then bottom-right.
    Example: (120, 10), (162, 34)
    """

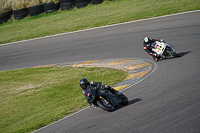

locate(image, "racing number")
(157, 45), (162, 51)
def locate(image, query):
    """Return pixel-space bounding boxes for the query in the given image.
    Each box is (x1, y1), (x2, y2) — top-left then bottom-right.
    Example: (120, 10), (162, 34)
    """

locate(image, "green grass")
(0, 67), (127, 133)
(0, 0), (200, 44)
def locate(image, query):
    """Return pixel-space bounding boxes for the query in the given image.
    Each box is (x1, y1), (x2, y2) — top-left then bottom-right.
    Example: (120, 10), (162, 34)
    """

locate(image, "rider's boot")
(91, 104), (98, 108)
(153, 56), (160, 62)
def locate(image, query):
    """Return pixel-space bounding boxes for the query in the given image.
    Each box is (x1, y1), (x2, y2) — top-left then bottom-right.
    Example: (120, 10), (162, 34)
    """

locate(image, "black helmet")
(144, 37), (151, 44)
(79, 78), (88, 90)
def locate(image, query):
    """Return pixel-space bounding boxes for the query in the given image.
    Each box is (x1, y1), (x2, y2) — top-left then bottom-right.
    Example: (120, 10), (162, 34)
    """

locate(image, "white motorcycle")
(151, 41), (179, 59)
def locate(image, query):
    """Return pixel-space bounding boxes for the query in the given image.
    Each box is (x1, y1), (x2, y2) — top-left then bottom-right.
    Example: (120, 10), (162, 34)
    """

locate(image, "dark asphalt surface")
(1, 11), (200, 133)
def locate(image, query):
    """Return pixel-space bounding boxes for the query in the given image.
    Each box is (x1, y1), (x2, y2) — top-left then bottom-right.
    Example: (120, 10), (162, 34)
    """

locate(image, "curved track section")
(46, 58), (156, 91)
(0, 11), (200, 133)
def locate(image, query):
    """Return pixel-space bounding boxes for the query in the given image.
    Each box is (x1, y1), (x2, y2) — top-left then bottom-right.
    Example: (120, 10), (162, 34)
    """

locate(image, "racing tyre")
(13, 8), (29, 20)
(119, 93), (128, 105)
(0, 11), (12, 24)
(60, 2), (75, 10)
(28, 4), (44, 16)
(76, 0), (91, 8)
(91, 0), (103, 5)
(96, 98), (115, 112)
(165, 49), (180, 58)
(43, 2), (60, 13)
(60, 0), (75, 10)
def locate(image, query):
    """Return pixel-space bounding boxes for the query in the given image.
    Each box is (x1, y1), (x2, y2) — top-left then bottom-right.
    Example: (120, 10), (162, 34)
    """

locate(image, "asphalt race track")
(1, 10), (200, 133)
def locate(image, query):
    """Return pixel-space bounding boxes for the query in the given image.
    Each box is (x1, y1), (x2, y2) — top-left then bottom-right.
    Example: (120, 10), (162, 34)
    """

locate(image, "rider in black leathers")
(143, 37), (165, 62)
(79, 78), (120, 105)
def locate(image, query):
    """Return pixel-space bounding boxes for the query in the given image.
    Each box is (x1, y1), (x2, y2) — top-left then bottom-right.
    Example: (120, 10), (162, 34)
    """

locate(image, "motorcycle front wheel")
(96, 98), (115, 112)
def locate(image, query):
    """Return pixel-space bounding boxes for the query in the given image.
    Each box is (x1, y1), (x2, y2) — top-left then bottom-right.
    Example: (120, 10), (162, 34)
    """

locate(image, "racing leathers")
(143, 38), (164, 62)
(82, 81), (120, 105)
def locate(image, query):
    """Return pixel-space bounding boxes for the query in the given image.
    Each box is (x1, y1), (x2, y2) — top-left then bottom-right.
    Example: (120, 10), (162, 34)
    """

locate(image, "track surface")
(1, 11), (200, 133)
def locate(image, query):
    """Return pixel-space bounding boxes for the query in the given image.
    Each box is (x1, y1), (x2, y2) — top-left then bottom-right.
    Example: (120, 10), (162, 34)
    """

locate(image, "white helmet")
(144, 37), (150, 44)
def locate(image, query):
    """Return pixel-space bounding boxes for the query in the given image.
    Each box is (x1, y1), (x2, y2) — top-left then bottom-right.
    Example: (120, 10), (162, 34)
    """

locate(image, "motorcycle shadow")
(114, 98), (142, 111)
(177, 51), (190, 57)
(160, 51), (190, 61)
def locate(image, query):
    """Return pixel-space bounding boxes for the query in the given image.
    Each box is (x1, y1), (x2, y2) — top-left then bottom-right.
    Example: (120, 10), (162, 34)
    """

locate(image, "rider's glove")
(153, 53), (157, 57)
(102, 84), (110, 89)
(160, 39), (164, 42)
(90, 81), (96, 86)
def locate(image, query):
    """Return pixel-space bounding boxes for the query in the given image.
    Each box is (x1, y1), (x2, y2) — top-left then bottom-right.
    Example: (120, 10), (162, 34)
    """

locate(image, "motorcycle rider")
(143, 36), (165, 62)
(79, 78), (121, 105)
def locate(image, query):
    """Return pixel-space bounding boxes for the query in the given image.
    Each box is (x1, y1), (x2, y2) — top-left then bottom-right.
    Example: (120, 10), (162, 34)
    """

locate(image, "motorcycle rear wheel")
(165, 49), (180, 57)
(96, 98), (115, 112)
(119, 93), (129, 106)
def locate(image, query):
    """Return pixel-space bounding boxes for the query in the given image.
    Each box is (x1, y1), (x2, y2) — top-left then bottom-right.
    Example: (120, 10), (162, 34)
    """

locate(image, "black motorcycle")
(86, 85), (128, 112)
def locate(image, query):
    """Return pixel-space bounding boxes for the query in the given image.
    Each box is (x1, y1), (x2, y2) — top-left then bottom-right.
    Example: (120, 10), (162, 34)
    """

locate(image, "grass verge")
(0, 0), (200, 44)
(0, 66), (127, 133)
